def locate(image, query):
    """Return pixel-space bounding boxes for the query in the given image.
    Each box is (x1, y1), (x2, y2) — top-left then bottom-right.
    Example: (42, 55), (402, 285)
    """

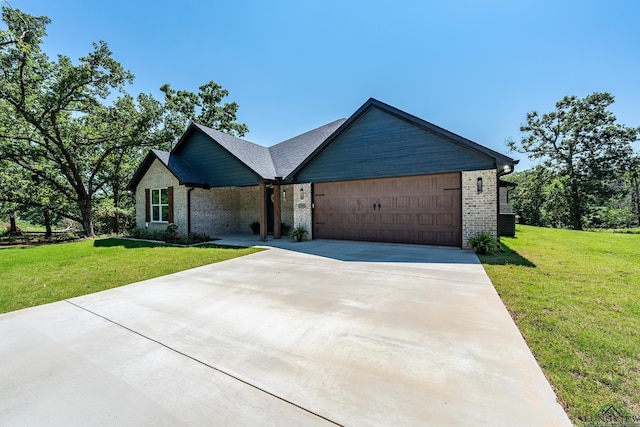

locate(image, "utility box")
(499, 213), (516, 237)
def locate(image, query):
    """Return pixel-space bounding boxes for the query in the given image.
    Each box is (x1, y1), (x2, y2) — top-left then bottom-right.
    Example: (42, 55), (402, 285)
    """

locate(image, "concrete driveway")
(0, 239), (570, 426)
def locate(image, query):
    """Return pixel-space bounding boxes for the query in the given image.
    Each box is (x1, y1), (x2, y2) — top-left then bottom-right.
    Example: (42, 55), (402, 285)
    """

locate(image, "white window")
(151, 188), (169, 222)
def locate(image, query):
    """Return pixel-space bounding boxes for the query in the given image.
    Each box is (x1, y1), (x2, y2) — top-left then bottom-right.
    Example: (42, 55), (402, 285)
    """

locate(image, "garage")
(313, 172), (462, 246)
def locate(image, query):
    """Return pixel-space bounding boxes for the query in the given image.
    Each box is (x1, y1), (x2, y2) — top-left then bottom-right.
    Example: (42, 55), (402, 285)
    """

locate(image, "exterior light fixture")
(477, 177), (483, 193)
(283, 189), (286, 201)
(300, 187), (305, 199)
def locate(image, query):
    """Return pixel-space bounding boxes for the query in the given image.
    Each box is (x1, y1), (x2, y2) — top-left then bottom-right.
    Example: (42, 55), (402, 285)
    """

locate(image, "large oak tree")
(508, 92), (639, 230)
(0, 7), (248, 236)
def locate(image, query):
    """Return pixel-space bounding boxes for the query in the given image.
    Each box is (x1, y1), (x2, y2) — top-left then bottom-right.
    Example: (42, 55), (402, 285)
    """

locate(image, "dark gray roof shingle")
(192, 124), (277, 179)
(191, 119), (346, 180)
(151, 149), (208, 187)
(268, 119), (347, 178)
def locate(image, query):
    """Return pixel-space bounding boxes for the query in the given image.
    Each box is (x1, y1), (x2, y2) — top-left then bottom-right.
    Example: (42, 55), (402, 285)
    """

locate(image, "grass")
(0, 238), (260, 314)
(480, 225), (640, 424)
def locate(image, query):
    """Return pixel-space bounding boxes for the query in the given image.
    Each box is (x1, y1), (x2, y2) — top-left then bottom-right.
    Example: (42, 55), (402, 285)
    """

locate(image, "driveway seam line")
(64, 299), (344, 427)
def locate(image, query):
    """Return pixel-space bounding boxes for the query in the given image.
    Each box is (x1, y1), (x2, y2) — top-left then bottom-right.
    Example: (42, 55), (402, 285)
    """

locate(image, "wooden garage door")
(313, 173), (461, 246)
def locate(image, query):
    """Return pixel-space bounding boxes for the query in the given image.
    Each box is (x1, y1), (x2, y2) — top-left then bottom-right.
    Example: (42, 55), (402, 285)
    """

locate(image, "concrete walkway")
(0, 238), (571, 426)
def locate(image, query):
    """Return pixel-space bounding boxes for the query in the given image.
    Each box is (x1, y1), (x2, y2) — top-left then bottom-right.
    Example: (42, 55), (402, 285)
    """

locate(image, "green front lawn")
(0, 238), (260, 314)
(480, 225), (640, 424)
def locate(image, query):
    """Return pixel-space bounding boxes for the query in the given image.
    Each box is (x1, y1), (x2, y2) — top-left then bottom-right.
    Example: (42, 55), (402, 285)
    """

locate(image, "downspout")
(187, 187), (195, 235)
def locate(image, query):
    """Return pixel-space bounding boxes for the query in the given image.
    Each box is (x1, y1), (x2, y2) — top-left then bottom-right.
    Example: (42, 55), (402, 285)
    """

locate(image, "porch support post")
(273, 184), (281, 239)
(259, 182), (267, 242)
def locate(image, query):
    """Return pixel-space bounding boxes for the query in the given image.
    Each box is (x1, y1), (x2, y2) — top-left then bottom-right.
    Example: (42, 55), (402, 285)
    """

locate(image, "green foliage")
(128, 226), (211, 245)
(249, 221), (260, 234)
(281, 222), (291, 234)
(129, 227), (167, 241)
(165, 223), (178, 240)
(0, 8), (249, 238)
(0, 238), (260, 313)
(467, 231), (498, 255)
(508, 93), (639, 230)
(0, 6), (165, 237)
(160, 80), (249, 145)
(481, 226), (640, 423)
(93, 196), (135, 235)
(511, 164), (640, 229)
(290, 225), (309, 242)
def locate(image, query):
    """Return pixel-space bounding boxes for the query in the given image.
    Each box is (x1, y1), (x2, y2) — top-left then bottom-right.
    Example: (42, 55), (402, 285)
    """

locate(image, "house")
(128, 98), (517, 247)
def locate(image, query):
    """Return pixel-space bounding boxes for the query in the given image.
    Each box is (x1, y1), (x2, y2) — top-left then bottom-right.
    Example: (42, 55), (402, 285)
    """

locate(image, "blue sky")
(5, 0), (640, 170)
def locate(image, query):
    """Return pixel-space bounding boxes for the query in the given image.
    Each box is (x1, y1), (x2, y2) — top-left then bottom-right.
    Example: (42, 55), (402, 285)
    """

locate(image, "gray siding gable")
(295, 106), (498, 183)
(177, 129), (263, 187)
(269, 119), (346, 179)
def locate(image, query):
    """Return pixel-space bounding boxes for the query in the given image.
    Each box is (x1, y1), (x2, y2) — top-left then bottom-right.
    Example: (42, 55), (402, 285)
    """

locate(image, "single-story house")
(128, 98), (517, 247)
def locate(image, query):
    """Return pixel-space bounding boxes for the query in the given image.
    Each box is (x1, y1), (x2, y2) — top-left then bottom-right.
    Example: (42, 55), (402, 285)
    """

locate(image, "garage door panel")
(396, 196), (410, 209)
(436, 213), (453, 226)
(314, 173), (461, 247)
(380, 214), (395, 225)
(396, 213), (411, 225)
(418, 213), (434, 225)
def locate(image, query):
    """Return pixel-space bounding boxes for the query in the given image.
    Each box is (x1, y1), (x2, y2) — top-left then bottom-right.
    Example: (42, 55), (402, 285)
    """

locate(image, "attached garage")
(131, 97), (517, 248)
(313, 173), (461, 246)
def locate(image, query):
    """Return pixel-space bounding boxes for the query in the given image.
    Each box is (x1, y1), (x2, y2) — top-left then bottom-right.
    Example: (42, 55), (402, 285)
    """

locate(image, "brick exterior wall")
(462, 169), (497, 247)
(239, 186), (260, 234)
(293, 183), (312, 240)
(280, 184), (294, 233)
(190, 187), (241, 236)
(136, 162), (296, 239)
(135, 159), (187, 233)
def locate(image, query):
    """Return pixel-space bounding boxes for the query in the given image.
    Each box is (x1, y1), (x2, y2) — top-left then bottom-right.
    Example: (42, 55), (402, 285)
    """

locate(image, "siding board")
(179, 131), (262, 187)
(297, 107), (495, 182)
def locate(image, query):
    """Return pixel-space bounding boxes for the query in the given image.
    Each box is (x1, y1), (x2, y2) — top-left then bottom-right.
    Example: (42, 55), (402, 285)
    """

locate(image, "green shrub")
(468, 231), (499, 255)
(249, 221), (260, 234)
(129, 227), (166, 241)
(188, 232), (212, 244)
(290, 225), (309, 242)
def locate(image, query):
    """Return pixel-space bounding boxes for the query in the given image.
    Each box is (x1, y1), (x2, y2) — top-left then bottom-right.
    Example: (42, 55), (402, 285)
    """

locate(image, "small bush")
(468, 231), (499, 255)
(291, 225), (309, 242)
(249, 221), (260, 234)
(188, 232), (212, 244)
(129, 227), (167, 241)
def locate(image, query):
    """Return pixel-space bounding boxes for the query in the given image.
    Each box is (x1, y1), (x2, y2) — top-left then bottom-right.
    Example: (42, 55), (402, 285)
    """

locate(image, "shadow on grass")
(479, 238), (536, 267)
(93, 238), (249, 250)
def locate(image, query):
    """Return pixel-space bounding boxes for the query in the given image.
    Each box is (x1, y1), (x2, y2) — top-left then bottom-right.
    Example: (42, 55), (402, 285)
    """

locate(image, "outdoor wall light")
(145, 222), (149, 229)
(300, 187), (305, 199)
(282, 189), (286, 201)
(477, 177), (483, 193)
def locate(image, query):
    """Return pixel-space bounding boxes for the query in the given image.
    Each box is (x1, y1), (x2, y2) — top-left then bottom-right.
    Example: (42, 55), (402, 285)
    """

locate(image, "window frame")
(150, 188), (170, 222)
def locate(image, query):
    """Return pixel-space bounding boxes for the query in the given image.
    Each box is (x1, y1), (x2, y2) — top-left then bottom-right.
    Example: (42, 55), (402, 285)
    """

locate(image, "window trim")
(150, 188), (170, 223)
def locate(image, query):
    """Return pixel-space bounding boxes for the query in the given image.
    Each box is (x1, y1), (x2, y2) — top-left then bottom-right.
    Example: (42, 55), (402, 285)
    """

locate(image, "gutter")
(187, 187), (195, 235)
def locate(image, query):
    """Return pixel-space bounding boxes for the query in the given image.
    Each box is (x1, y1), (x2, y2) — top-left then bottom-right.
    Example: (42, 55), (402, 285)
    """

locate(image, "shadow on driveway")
(213, 234), (481, 264)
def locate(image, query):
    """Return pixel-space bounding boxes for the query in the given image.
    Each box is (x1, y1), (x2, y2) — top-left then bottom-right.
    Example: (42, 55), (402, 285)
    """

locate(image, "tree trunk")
(633, 174), (640, 227)
(113, 186), (119, 234)
(569, 179), (583, 230)
(9, 213), (17, 234)
(44, 208), (52, 239)
(80, 198), (95, 237)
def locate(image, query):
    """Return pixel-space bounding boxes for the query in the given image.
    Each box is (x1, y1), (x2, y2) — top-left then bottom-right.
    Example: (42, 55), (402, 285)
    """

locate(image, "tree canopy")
(0, 6), (248, 237)
(508, 93), (639, 230)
